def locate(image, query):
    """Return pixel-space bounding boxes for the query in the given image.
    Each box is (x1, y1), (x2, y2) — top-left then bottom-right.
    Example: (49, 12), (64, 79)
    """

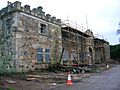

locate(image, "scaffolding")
(94, 38), (106, 64)
(61, 20), (90, 66)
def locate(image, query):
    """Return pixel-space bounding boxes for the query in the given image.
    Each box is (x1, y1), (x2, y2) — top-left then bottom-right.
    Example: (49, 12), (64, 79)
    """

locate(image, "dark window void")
(89, 47), (92, 53)
(89, 47), (93, 63)
(41, 24), (46, 34)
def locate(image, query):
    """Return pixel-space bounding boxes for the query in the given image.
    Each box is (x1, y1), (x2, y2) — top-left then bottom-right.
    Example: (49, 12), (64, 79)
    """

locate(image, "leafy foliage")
(110, 44), (120, 62)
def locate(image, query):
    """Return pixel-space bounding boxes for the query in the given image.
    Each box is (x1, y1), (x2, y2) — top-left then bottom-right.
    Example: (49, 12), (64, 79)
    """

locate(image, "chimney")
(7, 1), (12, 6)
(51, 16), (56, 21)
(32, 8), (38, 16)
(57, 19), (61, 25)
(32, 8), (37, 13)
(24, 5), (30, 13)
(13, 1), (21, 10)
(46, 14), (51, 21)
(37, 6), (43, 14)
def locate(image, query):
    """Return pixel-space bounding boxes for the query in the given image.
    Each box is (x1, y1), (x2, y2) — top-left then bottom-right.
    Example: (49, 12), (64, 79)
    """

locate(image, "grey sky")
(0, 0), (120, 45)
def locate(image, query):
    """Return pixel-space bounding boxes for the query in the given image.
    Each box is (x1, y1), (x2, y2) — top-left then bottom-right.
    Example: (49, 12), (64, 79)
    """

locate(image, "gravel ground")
(0, 64), (115, 90)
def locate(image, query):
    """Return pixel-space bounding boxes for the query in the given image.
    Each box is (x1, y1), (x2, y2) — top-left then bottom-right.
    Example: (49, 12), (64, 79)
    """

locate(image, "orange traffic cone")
(66, 71), (73, 85)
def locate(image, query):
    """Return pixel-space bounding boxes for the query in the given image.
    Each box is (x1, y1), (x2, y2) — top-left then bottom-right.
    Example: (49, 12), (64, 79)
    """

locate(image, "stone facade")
(62, 28), (110, 66)
(94, 38), (110, 64)
(0, 1), (110, 73)
(62, 26), (90, 65)
(0, 1), (62, 72)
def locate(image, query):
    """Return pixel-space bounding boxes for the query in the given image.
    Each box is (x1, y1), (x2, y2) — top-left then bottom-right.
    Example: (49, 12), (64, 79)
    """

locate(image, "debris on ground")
(50, 83), (57, 86)
(0, 63), (113, 90)
(5, 79), (17, 84)
(26, 77), (36, 81)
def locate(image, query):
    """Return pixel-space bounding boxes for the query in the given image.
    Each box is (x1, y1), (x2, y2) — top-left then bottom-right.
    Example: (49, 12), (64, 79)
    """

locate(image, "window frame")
(45, 48), (50, 63)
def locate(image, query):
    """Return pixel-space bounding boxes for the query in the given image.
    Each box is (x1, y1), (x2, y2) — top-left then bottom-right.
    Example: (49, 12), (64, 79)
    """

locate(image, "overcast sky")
(0, 0), (120, 45)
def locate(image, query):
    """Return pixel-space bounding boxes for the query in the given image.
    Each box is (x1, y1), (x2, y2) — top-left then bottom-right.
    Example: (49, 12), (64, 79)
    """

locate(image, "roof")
(94, 38), (109, 44)
(62, 26), (90, 37)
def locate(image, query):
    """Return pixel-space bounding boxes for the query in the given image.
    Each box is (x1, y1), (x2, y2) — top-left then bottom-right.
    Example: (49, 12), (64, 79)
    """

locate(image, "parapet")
(0, 1), (61, 25)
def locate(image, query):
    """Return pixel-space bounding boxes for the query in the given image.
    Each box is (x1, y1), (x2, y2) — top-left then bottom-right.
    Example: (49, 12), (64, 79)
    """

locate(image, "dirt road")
(48, 65), (120, 90)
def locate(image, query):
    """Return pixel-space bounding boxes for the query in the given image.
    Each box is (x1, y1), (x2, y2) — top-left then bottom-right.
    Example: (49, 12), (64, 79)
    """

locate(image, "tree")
(110, 44), (120, 62)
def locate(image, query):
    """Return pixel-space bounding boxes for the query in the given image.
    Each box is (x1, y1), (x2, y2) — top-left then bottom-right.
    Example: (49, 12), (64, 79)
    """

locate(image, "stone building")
(62, 26), (110, 66)
(94, 38), (110, 64)
(0, 1), (110, 73)
(62, 26), (91, 65)
(85, 30), (110, 65)
(0, 1), (62, 72)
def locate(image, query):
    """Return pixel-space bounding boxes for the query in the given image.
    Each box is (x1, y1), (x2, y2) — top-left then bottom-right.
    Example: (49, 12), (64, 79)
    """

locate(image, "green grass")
(8, 87), (15, 90)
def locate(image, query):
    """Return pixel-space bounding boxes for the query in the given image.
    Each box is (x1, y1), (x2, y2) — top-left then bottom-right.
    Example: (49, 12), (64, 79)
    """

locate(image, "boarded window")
(45, 48), (50, 63)
(63, 50), (69, 61)
(37, 48), (43, 63)
(79, 52), (85, 63)
(71, 52), (77, 61)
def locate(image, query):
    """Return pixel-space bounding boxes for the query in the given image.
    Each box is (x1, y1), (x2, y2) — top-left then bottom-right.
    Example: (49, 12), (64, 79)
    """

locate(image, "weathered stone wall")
(0, 1), (111, 73)
(0, 13), (16, 73)
(94, 38), (110, 64)
(94, 39), (103, 64)
(0, 1), (62, 72)
(85, 29), (95, 65)
(13, 12), (62, 72)
(62, 27), (92, 65)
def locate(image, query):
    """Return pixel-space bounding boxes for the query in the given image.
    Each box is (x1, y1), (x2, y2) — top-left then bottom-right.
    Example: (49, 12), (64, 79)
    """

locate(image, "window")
(38, 23), (47, 35)
(63, 50), (69, 61)
(41, 24), (46, 34)
(71, 52), (77, 61)
(79, 52), (84, 62)
(6, 19), (12, 35)
(37, 48), (43, 63)
(45, 48), (50, 63)
(39, 23), (46, 34)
